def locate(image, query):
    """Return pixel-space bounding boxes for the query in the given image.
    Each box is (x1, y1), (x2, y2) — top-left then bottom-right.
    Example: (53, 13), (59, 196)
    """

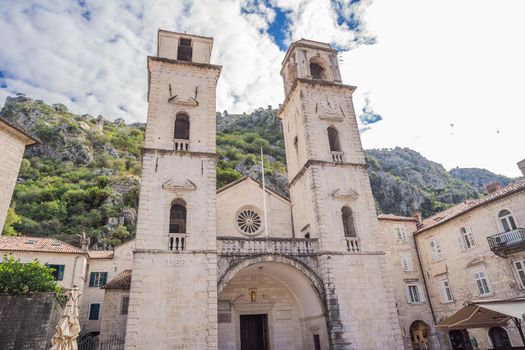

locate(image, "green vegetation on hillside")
(1, 95), (515, 247)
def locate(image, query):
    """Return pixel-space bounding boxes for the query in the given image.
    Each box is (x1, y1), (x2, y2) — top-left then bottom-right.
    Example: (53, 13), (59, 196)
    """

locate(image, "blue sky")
(0, 0), (524, 176)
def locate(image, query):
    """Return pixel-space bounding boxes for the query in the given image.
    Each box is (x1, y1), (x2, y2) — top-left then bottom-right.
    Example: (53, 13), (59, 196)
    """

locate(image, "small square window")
(121, 296), (130, 315)
(89, 303), (100, 320)
(47, 264), (65, 281)
(439, 279), (454, 303)
(89, 272), (108, 287)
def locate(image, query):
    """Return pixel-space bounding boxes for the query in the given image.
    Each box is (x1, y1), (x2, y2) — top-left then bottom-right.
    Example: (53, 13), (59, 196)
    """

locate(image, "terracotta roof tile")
(417, 180), (525, 233)
(88, 250), (114, 259)
(0, 236), (84, 254)
(103, 270), (131, 289)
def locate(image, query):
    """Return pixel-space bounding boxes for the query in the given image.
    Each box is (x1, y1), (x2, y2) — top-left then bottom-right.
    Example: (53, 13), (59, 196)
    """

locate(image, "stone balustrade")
(217, 237), (319, 256)
(174, 138), (189, 151)
(345, 237), (360, 252)
(168, 233), (187, 251)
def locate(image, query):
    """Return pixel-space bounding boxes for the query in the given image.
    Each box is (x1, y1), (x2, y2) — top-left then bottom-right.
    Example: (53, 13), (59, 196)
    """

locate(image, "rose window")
(236, 209), (262, 234)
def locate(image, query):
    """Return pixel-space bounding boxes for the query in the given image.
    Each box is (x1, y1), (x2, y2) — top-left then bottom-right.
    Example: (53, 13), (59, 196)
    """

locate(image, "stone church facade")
(124, 30), (406, 350)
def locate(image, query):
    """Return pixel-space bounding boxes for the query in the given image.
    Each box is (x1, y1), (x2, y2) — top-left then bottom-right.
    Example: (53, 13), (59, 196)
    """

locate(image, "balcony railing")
(487, 228), (525, 256)
(168, 233), (187, 251)
(217, 237), (318, 256)
(345, 237), (360, 252)
(174, 139), (189, 151)
(331, 151), (344, 163)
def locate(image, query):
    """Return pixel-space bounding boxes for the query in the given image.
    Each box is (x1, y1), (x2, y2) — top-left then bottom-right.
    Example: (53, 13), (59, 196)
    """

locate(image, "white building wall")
(80, 241), (134, 333)
(0, 124), (32, 232)
(2, 251), (87, 289)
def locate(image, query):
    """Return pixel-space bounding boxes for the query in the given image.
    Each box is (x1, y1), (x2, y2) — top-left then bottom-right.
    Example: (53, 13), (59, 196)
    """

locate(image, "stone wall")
(0, 123), (29, 231)
(0, 293), (63, 350)
(100, 289), (129, 340)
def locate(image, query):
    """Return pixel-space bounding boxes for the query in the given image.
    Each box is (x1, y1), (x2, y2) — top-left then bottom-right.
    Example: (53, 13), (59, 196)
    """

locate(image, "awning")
(436, 304), (511, 330)
(473, 298), (525, 320)
(437, 297), (525, 346)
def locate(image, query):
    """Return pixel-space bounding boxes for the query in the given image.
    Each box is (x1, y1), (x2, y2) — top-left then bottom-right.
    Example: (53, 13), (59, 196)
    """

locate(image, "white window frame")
(429, 238), (444, 262)
(400, 253), (414, 272)
(405, 284), (426, 304)
(498, 209), (518, 232)
(472, 268), (492, 297)
(395, 226), (407, 242)
(457, 225), (476, 251)
(439, 278), (454, 303)
(514, 260), (525, 289)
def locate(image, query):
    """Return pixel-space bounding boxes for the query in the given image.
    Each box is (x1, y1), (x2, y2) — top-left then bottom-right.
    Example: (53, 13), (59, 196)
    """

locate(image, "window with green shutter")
(89, 303), (100, 320)
(48, 264), (65, 281)
(89, 272), (108, 287)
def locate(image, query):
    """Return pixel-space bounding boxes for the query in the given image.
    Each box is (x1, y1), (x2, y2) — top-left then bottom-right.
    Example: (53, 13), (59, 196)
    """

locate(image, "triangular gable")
(217, 176), (290, 204)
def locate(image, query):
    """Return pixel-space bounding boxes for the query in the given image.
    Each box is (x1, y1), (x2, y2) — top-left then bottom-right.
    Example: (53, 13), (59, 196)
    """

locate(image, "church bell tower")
(279, 39), (404, 349)
(125, 30), (221, 349)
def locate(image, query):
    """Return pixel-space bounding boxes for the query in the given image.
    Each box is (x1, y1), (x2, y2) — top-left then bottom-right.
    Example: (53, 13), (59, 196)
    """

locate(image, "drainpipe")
(413, 233), (441, 325)
(413, 233), (444, 349)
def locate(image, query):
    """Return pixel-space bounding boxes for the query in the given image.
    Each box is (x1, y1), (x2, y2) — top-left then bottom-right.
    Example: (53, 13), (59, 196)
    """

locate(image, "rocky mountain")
(1, 95), (516, 245)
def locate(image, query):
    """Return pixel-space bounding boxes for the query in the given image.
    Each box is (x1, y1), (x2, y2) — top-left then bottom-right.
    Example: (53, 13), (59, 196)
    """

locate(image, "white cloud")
(340, 0), (525, 177)
(1, 0), (523, 176)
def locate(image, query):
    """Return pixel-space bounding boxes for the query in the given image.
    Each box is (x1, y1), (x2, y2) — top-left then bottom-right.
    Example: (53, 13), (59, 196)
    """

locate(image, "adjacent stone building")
(378, 214), (439, 350)
(0, 117), (38, 232)
(415, 180), (525, 349)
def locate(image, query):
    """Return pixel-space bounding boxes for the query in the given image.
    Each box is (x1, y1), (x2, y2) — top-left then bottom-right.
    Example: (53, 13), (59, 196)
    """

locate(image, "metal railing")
(78, 335), (124, 350)
(487, 228), (525, 253)
(217, 237), (319, 256)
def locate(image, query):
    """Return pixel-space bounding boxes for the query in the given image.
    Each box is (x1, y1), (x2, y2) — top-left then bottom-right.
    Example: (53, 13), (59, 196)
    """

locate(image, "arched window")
(174, 113), (190, 140)
(341, 206), (356, 237)
(499, 209), (517, 232)
(327, 127), (341, 152)
(310, 62), (326, 80)
(489, 327), (512, 349)
(169, 201), (187, 233)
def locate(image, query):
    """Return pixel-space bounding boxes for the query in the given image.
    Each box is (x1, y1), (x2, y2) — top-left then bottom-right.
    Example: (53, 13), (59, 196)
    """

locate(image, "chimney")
(410, 207), (423, 227)
(518, 159), (525, 176)
(80, 232), (90, 252)
(486, 182), (503, 194)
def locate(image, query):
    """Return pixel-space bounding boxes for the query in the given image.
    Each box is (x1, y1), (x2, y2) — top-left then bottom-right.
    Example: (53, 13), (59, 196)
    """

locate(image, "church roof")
(0, 117), (39, 145)
(0, 236), (84, 254)
(103, 270), (132, 289)
(416, 180), (525, 234)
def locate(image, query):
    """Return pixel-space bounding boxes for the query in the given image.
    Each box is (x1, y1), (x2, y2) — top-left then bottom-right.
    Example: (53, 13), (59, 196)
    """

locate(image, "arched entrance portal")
(218, 259), (328, 350)
(489, 327), (512, 349)
(410, 320), (432, 350)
